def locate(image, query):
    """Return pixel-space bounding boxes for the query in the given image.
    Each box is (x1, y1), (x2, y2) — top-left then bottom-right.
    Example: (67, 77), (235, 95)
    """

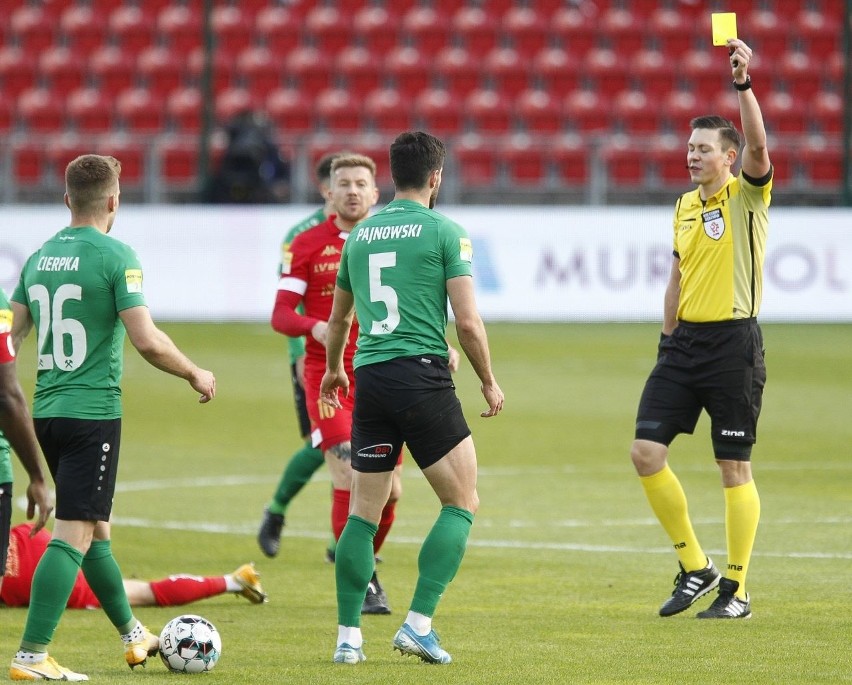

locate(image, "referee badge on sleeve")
(702, 209), (725, 241)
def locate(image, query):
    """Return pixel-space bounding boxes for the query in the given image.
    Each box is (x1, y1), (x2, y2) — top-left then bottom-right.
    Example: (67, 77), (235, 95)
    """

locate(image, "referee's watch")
(733, 75), (752, 91)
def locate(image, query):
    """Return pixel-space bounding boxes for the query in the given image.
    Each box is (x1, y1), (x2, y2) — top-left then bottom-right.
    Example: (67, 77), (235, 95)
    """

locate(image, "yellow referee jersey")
(673, 171), (772, 323)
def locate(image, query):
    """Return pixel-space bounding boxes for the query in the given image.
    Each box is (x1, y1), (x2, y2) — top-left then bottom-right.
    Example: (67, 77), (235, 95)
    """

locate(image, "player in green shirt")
(9, 154), (216, 682)
(0, 287), (53, 605)
(321, 132), (504, 665)
(258, 152), (345, 561)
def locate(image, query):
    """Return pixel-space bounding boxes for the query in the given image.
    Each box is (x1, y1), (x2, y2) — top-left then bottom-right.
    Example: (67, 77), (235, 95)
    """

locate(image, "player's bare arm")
(320, 286), (356, 408)
(119, 306), (215, 403)
(446, 275), (503, 417)
(9, 302), (33, 354)
(728, 39), (770, 179)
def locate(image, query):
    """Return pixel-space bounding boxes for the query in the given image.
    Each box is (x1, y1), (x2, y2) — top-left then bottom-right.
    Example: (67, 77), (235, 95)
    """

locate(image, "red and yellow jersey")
(276, 216), (359, 372)
(673, 170), (772, 323)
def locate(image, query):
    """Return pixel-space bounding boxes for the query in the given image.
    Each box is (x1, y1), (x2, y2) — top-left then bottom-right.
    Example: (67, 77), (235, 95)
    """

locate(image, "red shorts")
(1, 524), (98, 609)
(303, 365), (355, 452)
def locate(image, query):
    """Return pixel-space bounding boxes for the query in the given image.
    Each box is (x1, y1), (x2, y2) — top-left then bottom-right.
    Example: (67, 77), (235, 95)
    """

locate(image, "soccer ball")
(158, 614), (222, 673)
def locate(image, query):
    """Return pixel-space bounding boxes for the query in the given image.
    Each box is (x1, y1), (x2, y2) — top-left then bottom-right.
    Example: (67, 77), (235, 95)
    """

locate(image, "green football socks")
(20, 539), (83, 651)
(335, 515), (378, 627)
(81, 539), (134, 633)
(410, 506), (474, 617)
(267, 441), (324, 516)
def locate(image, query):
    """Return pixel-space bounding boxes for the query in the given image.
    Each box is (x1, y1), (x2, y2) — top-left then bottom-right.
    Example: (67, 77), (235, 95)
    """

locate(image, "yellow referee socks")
(724, 480), (761, 598)
(640, 465), (707, 572)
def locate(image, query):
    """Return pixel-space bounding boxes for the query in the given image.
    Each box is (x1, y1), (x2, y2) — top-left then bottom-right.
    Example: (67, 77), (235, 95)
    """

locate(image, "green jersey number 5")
(28, 283), (87, 371)
(368, 252), (400, 335)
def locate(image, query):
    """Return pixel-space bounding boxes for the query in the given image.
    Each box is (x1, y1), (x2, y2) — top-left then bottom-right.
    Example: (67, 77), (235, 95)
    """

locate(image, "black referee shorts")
(352, 355), (471, 473)
(34, 418), (121, 521)
(635, 318), (766, 460)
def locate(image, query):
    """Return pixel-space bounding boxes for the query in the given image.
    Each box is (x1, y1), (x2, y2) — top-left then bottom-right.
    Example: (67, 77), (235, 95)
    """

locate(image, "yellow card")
(711, 12), (737, 46)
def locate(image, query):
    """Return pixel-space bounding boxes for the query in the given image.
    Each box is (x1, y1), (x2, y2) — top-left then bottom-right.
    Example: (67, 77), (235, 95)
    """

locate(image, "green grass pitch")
(4, 322), (851, 684)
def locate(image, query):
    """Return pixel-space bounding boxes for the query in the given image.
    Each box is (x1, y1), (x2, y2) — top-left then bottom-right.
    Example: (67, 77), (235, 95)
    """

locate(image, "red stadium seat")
(102, 134), (146, 186)
(363, 87), (413, 134)
(315, 88), (364, 133)
(89, 0), (125, 15)
(501, 134), (549, 186)
(435, 46), (481, 98)
(401, 7), (450, 53)
(764, 140), (793, 186)
(48, 135), (94, 183)
(16, 88), (64, 133)
(108, 6), (155, 57)
(137, 46), (184, 99)
(187, 47), (235, 95)
(159, 137), (199, 185)
(650, 133), (689, 186)
(454, 134), (499, 188)
(157, 5), (203, 56)
(452, 7), (499, 54)
(38, 46), (86, 97)
(353, 7), (399, 55)
(211, 6), (252, 59)
(826, 51), (843, 90)
(285, 46), (332, 95)
(0, 99), (12, 133)
(482, 47), (530, 98)
(711, 91), (741, 125)
(215, 88), (257, 125)
(254, 6), (300, 56)
(795, 10), (841, 59)
(238, 46), (282, 97)
(563, 89), (610, 133)
(602, 136), (647, 187)
(465, 89), (512, 134)
(515, 89), (562, 134)
(745, 9), (789, 62)
(532, 47), (580, 94)
(383, 46), (429, 98)
(583, 48), (630, 97)
(0, 47), (37, 98)
(611, 89), (661, 134)
(799, 136), (842, 187)
(10, 6), (55, 54)
(778, 51), (820, 99)
(415, 88), (463, 136)
(432, 0), (467, 14)
(166, 87), (202, 133)
(762, 91), (807, 135)
(680, 50), (725, 93)
(647, 8), (694, 58)
(660, 90), (699, 133)
(335, 47), (382, 95)
(266, 88), (313, 135)
(811, 91), (842, 135)
(501, 7), (548, 57)
(116, 88), (165, 133)
(89, 46), (136, 93)
(60, 5), (106, 58)
(304, 6), (350, 55)
(550, 7), (596, 57)
(628, 49), (676, 100)
(67, 88), (113, 133)
(12, 141), (49, 184)
(598, 8), (645, 56)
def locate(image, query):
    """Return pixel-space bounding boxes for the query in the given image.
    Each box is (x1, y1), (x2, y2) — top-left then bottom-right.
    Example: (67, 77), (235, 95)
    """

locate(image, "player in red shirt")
(271, 153), (397, 614)
(2, 523), (267, 609)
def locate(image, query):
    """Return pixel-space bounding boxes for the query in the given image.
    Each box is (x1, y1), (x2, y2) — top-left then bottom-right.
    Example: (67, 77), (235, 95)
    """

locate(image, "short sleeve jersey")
(11, 226), (147, 419)
(279, 208), (326, 363)
(337, 199), (473, 369)
(0, 288), (14, 484)
(673, 170), (772, 323)
(278, 217), (359, 372)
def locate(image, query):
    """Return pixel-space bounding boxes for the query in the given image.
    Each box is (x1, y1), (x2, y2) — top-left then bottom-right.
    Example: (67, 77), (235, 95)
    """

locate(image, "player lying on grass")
(1, 523), (267, 609)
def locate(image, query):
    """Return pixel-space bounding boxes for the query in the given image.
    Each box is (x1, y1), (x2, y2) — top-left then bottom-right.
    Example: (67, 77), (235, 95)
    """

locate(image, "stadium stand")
(0, 0), (845, 204)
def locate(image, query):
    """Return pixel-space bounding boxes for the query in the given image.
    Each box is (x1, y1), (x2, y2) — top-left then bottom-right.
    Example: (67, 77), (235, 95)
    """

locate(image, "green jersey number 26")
(28, 283), (87, 371)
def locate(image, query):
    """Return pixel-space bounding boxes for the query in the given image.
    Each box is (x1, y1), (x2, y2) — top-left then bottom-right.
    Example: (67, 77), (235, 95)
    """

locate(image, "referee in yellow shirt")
(631, 38), (771, 620)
